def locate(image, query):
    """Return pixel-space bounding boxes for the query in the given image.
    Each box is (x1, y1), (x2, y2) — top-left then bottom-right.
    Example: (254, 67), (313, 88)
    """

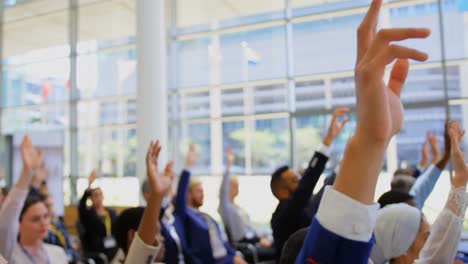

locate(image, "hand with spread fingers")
(226, 146), (235, 169)
(323, 107), (350, 146)
(354, 0), (430, 142)
(17, 135), (43, 189)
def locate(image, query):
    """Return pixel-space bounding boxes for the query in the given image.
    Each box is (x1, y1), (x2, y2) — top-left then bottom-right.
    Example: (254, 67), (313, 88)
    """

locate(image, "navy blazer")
(174, 170), (236, 264)
(271, 151), (329, 261)
(295, 218), (373, 264)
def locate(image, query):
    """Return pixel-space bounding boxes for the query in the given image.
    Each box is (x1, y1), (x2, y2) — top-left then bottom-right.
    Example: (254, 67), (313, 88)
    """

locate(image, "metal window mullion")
(69, 0), (79, 204)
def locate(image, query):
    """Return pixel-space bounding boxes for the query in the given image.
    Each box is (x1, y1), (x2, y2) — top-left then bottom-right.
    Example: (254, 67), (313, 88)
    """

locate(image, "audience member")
(42, 192), (81, 263)
(295, 0), (432, 262)
(174, 144), (246, 264)
(78, 170), (118, 262)
(270, 107), (348, 261)
(0, 136), (43, 262)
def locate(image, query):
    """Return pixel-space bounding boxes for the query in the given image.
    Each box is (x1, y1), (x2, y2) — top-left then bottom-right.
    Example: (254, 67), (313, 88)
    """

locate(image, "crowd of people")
(0, 0), (467, 263)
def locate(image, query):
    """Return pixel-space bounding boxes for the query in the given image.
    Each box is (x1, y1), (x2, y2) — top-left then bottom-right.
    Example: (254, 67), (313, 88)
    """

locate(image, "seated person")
(142, 166), (188, 264)
(270, 107), (348, 261)
(78, 170), (117, 262)
(113, 140), (171, 263)
(42, 192), (81, 263)
(14, 196), (68, 263)
(0, 136), (44, 261)
(295, 0), (434, 262)
(219, 147), (272, 246)
(174, 144), (246, 264)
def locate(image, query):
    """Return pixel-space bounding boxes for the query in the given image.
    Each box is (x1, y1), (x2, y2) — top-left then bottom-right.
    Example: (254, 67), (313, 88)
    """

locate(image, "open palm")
(20, 135), (42, 172)
(146, 140), (174, 196)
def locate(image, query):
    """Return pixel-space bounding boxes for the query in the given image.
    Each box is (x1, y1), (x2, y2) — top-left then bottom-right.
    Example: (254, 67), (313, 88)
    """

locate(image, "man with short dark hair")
(270, 107), (349, 261)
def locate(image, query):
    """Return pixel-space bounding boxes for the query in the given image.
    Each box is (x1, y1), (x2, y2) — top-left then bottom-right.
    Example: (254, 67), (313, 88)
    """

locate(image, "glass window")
(2, 59), (70, 107)
(77, 48), (136, 99)
(78, 100), (133, 128)
(180, 123), (211, 174)
(124, 128), (137, 177)
(2, 105), (69, 134)
(223, 121), (245, 174)
(295, 115), (326, 167)
(254, 84), (288, 114)
(222, 88), (244, 116)
(78, 128), (123, 177)
(252, 118), (290, 174)
(292, 0), (369, 17)
(331, 76), (355, 107)
(174, 26), (286, 88)
(4, 1), (69, 63)
(176, 0), (284, 33)
(180, 92), (210, 119)
(78, 0), (135, 51)
(293, 14), (362, 76)
(295, 80), (327, 112)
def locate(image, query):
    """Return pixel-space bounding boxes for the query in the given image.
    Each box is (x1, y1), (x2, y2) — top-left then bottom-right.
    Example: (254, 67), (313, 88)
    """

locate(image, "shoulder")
(44, 243), (68, 262)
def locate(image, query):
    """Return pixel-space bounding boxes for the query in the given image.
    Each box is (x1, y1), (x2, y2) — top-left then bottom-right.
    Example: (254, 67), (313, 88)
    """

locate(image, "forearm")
(334, 134), (387, 204)
(0, 186), (29, 259)
(174, 170), (190, 216)
(138, 194), (163, 247)
(219, 168), (230, 204)
(435, 153), (450, 171)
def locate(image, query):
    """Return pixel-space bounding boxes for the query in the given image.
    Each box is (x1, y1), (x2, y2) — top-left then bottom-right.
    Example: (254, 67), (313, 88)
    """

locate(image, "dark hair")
(20, 196), (45, 221)
(393, 168), (414, 177)
(377, 190), (415, 208)
(270, 166), (290, 198)
(280, 228), (309, 264)
(113, 207), (145, 254)
(1, 187), (9, 197)
(141, 180), (150, 195)
(390, 175), (415, 193)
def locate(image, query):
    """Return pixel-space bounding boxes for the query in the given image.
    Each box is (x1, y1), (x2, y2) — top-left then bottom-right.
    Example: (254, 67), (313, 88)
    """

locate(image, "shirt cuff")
(317, 143), (332, 157)
(125, 233), (161, 263)
(316, 187), (379, 242)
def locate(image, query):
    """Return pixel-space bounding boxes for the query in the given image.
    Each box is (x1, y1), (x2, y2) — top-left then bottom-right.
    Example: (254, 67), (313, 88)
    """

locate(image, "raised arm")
(125, 140), (175, 263)
(410, 122), (451, 209)
(416, 122), (467, 263)
(174, 144), (197, 217)
(0, 136), (42, 261)
(78, 170), (97, 218)
(296, 0), (430, 262)
(287, 107), (348, 213)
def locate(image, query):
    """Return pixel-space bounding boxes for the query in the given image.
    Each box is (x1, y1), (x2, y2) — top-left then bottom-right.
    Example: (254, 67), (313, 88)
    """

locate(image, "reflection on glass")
(2, 59), (70, 107)
(295, 80), (326, 111)
(78, 100), (133, 128)
(180, 92), (210, 119)
(2, 105), (68, 134)
(223, 121), (245, 174)
(252, 118), (290, 174)
(175, 26), (286, 88)
(124, 128), (137, 177)
(254, 84), (288, 114)
(222, 89), (244, 116)
(77, 48), (136, 99)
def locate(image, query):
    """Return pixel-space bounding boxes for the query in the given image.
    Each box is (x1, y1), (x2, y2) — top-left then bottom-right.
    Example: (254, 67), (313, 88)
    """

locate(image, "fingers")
(333, 107), (350, 117)
(357, 0), (383, 62)
(338, 116), (350, 130)
(369, 44), (428, 72)
(388, 59), (409, 97)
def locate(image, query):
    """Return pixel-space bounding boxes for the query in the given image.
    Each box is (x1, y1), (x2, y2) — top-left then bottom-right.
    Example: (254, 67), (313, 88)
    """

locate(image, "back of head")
(371, 203), (421, 264)
(271, 166), (289, 199)
(378, 190), (415, 208)
(280, 228), (309, 264)
(391, 175), (415, 193)
(393, 168), (414, 177)
(114, 207), (145, 254)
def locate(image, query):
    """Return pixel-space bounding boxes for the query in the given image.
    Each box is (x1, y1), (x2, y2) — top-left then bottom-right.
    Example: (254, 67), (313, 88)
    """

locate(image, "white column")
(136, 0), (168, 183)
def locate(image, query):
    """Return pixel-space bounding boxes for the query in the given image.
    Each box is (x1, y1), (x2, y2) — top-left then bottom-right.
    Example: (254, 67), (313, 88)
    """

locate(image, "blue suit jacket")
(295, 218), (373, 264)
(174, 170), (236, 264)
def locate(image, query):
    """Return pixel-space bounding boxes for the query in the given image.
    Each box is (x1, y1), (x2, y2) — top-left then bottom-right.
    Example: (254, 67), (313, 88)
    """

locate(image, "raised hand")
(419, 140), (429, 169)
(354, 0), (430, 142)
(427, 131), (440, 164)
(226, 146), (235, 168)
(323, 107), (350, 146)
(146, 140), (174, 197)
(88, 169), (97, 189)
(448, 122), (467, 188)
(20, 135), (42, 173)
(185, 144), (198, 170)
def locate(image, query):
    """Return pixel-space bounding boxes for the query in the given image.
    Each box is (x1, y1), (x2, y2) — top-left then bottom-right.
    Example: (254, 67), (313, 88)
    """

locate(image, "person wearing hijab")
(370, 121), (468, 264)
